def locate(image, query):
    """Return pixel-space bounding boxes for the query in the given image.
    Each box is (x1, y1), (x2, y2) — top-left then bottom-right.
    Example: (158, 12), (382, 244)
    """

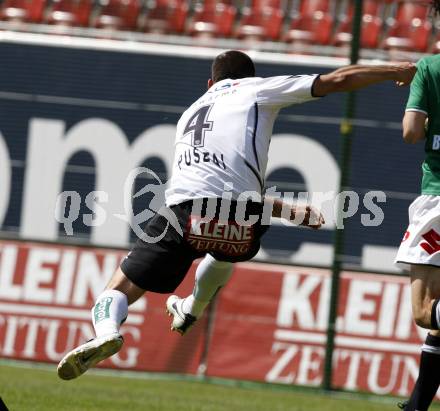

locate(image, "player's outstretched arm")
(270, 198), (325, 230)
(312, 63), (417, 96)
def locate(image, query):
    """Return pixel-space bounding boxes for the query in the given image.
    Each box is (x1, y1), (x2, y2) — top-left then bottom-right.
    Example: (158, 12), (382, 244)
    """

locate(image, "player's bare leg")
(57, 268), (145, 380)
(167, 254), (233, 335)
(400, 265), (440, 411)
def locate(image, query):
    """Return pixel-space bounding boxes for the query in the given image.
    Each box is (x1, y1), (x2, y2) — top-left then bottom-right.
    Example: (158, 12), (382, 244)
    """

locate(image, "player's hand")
(394, 62), (417, 87)
(294, 205), (325, 230)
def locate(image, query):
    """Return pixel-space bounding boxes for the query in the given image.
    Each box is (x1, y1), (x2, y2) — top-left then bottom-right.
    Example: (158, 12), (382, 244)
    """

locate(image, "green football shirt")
(407, 55), (440, 195)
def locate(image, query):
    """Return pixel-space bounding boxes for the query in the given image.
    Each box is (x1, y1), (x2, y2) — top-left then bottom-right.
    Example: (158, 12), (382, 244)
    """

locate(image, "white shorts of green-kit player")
(395, 195), (440, 270)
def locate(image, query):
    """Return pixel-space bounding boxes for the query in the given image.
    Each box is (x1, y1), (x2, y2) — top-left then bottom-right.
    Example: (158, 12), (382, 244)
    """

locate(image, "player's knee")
(413, 307), (432, 329)
(212, 259), (233, 269)
(206, 254), (232, 269)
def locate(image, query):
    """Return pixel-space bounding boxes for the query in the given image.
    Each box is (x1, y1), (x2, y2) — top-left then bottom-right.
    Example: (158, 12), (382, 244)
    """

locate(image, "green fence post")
(322, 0), (363, 391)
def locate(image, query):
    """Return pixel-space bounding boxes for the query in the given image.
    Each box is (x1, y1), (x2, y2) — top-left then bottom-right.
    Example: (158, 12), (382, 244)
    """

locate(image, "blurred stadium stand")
(383, 1), (432, 52)
(94, 0), (141, 31)
(0, 0), (437, 59)
(333, 0), (383, 49)
(284, 0), (334, 51)
(235, 0), (285, 42)
(0, 0), (46, 22)
(188, 0), (237, 38)
(46, 0), (93, 27)
(143, 0), (188, 34)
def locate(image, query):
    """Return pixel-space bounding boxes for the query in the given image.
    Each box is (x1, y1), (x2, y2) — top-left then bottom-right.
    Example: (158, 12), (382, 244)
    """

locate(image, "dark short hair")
(211, 50), (256, 83)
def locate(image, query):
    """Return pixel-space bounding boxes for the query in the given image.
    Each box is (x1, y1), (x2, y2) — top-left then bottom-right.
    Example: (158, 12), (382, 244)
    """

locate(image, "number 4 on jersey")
(183, 105), (213, 147)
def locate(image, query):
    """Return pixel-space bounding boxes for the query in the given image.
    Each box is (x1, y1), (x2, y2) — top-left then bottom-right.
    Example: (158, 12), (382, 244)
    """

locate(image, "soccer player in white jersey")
(57, 50), (416, 380)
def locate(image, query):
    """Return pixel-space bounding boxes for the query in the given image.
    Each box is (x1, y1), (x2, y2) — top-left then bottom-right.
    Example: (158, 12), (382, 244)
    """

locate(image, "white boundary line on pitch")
(0, 302), (144, 325)
(274, 329), (421, 354)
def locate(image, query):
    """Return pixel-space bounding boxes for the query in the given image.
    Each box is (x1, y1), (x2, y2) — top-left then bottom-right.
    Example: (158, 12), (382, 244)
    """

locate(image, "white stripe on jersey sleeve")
(255, 75), (320, 108)
(405, 108), (428, 115)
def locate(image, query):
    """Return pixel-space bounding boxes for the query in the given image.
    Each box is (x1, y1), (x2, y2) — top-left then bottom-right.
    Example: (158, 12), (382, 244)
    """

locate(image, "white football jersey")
(165, 75), (320, 206)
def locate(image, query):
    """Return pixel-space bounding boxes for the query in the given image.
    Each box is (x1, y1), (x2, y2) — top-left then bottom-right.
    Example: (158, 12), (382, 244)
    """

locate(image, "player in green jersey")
(396, 3), (440, 411)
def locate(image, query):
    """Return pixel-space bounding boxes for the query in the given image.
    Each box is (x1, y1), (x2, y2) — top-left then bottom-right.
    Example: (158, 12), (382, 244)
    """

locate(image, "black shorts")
(120, 198), (269, 293)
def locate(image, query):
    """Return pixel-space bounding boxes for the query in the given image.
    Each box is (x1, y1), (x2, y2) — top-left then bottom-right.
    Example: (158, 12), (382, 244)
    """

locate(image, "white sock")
(182, 254), (233, 318)
(92, 289), (128, 338)
(182, 295), (206, 318)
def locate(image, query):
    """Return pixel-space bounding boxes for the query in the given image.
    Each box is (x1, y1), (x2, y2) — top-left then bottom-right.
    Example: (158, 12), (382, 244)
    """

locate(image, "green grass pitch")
(2, 362), (440, 411)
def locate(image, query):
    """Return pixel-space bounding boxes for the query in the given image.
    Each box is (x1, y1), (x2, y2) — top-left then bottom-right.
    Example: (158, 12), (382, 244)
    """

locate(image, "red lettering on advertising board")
(205, 267), (426, 398)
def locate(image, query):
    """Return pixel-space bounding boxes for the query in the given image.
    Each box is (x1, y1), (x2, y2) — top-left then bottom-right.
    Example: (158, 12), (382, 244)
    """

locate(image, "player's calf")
(410, 265), (440, 330)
